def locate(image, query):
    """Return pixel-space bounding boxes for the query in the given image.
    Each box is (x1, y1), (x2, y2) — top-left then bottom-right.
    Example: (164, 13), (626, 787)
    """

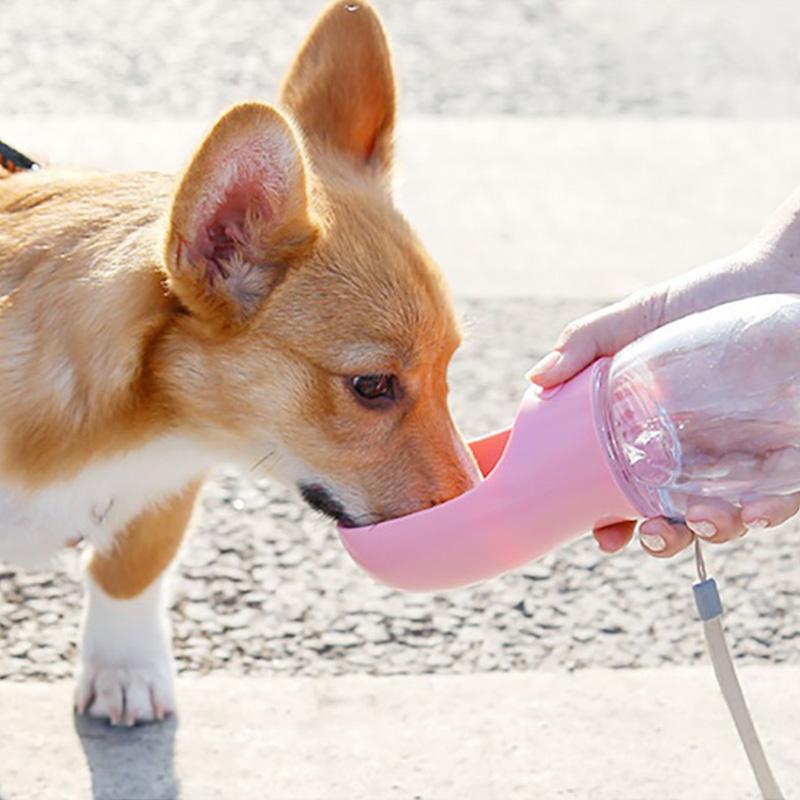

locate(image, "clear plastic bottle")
(598, 293), (800, 519)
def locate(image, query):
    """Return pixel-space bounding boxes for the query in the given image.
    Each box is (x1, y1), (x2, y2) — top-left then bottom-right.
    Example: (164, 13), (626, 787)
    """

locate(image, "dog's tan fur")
(0, 1), (477, 604)
(90, 482), (201, 599)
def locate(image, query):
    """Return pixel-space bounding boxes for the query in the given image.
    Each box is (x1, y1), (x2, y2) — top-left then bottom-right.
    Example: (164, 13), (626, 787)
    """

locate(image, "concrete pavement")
(4, 115), (800, 298)
(0, 667), (797, 800)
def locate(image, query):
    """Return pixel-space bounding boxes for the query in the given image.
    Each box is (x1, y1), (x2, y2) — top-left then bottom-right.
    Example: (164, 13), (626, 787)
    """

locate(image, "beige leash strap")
(693, 540), (785, 800)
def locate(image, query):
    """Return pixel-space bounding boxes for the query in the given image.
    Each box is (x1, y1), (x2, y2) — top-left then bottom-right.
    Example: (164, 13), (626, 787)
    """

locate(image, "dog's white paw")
(75, 663), (175, 725)
(76, 574), (175, 726)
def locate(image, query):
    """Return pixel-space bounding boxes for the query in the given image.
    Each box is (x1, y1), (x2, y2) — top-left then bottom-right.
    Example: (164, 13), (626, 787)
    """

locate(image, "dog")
(0, 1), (479, 725)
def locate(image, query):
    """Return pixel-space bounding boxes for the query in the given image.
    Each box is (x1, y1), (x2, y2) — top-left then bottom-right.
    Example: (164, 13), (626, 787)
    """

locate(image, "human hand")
(527, 191), (800, 556)
(590, 494), (800, 558)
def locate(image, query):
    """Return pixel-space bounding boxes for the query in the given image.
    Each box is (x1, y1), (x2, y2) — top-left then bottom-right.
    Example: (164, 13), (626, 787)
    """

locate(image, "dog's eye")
(351, 374), (397, 403)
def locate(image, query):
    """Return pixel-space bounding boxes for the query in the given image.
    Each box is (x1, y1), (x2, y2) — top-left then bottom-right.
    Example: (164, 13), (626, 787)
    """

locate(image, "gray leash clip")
(693, 576), (723, 621)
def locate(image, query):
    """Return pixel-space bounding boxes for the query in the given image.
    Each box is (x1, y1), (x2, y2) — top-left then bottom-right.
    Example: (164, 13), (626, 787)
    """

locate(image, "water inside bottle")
(603, 295), (800, 518)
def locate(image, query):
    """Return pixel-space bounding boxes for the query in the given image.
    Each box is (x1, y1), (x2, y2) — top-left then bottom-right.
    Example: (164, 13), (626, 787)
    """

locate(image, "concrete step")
(0, 667), (797, 799)
(4, 115), (800, 299)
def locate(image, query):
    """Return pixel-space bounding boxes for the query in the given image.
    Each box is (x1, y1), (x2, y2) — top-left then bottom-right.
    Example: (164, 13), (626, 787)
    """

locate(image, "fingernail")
(687, 520), (717, 539)
(640, 532), (666, 552)
(526, 351), (561, 382)
(745, 518), (770, 530)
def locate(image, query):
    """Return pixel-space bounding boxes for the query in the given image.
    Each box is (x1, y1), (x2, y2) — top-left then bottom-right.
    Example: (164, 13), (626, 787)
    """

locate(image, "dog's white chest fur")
(0, 434), (213, 567)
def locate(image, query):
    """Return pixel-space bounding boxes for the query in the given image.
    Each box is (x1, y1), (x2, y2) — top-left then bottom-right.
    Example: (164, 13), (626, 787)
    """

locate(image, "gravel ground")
(1, 298), (798, 682)
(4, 0), (800, 118)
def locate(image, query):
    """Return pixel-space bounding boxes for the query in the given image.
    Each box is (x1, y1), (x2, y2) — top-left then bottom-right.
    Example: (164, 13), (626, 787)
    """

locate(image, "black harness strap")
(0, 139), (40, 172)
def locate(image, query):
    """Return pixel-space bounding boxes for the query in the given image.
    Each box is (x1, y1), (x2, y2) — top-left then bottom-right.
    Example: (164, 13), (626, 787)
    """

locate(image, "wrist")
(737, 242), (800, 295)
(746, 186), (800, 284)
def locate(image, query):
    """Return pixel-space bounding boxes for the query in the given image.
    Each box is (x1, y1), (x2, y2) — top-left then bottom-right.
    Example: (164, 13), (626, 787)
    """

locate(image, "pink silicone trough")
(338, 359), (640, 592)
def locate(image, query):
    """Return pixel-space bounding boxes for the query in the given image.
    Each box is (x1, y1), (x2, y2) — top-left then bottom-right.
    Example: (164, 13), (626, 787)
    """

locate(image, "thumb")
(526, 326), (603, 387)
(528, 296), (663, 387)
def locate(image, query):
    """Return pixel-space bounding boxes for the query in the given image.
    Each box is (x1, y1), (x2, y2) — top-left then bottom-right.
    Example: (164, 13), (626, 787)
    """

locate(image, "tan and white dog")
(0, 2), (479, 725)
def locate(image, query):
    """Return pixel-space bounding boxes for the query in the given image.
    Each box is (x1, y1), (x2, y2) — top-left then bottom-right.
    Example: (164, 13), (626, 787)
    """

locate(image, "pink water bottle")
(339, 294), (800, 591)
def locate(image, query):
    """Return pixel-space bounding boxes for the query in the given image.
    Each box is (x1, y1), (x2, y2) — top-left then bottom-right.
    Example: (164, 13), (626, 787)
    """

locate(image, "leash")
(692, 539), (785, 799)
(0, 139), (40, 172)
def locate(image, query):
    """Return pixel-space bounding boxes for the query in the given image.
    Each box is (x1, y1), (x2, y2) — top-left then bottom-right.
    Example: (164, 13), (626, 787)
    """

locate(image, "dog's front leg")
(75, 482), (200, 725)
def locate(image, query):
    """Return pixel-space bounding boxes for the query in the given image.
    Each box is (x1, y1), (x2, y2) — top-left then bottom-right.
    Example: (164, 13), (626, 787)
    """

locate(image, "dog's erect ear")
(164, 102), (317, 329)
(280, 2), (395, 173)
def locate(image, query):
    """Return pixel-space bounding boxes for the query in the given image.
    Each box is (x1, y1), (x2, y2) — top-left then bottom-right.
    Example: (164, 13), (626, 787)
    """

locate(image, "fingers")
(638, 518), (694, 558)
(684, 495), (800, 538)
(685, 500), (746, 544)
(593, 521), (636, 553)
(595, 517), (694, 558)
(741, 493), (800, 530)
(595, 494), (798, 560)
(638, 499), (745, 558)
(593, 519), (694, 558)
